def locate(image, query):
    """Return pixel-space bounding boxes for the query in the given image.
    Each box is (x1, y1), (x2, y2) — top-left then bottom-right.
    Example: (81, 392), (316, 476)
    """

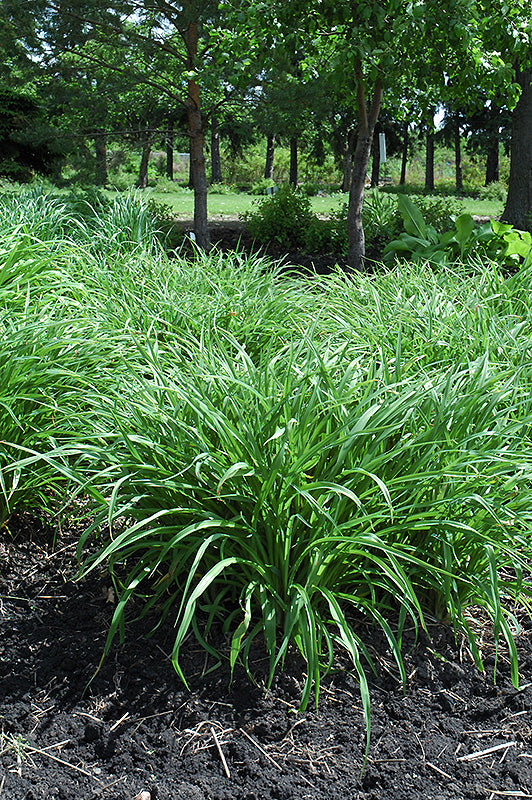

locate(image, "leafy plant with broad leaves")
(383, 195), (532, 267)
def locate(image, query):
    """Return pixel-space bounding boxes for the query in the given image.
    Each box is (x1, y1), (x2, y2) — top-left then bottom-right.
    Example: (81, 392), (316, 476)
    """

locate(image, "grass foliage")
(2, 186), (532, 745)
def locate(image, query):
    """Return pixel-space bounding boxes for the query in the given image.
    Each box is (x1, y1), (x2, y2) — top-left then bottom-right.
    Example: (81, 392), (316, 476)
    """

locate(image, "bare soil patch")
(176, 219), (345, 275)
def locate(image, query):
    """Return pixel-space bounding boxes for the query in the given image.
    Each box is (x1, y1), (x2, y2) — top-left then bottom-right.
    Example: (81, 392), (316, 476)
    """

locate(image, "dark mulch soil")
(176, 220), (347, 275)
(2, 514), (532, 800)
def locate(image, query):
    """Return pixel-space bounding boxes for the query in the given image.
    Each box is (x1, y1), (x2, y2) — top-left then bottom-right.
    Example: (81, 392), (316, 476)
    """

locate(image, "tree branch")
(67, 49), (186, 104)
(368, 73), (383, 130)
(49, 2), (187, 63)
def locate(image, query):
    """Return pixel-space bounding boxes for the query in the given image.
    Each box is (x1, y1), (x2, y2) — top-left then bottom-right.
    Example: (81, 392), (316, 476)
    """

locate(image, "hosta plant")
(383, 194), (532, 267)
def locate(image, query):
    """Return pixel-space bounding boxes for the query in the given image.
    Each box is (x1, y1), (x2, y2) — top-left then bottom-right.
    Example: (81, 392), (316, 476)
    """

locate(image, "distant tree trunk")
(188, 150), (194, 189)
(166, 120), (174, 181)
(341, 128), (355, 192)
(454, 112), (463, 194)
(185, 22), (210, 250)
(370, 129), (380, 188)
(52, 158), (63, 183)
(94, 133), (107, 185)
(210, 115), (222, 184)
(400, 122), (408, 185)
(502, 62), (532, 232)
(289, 137), (298, 186)
(347, 64), (382, 271)
(485, 100), (500, 185)
(264, 134), (275, 179)
(425, 116), (435, 192)
(137, 126), (151, 189)
(485, 141), (499, 185)
(342, 151), (352, 192)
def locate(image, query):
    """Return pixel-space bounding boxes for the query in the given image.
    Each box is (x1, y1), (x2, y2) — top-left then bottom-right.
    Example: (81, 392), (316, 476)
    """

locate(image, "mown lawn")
(110, 187), (504, 220)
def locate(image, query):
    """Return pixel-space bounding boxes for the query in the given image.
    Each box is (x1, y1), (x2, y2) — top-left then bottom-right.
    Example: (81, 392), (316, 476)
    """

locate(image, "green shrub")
(404, 194), (462, 233)
(144, 197), (175, 227)
(302, 217), (339, 254)
(301, 181), (321, 196)
(108, 170), (137, 192)
(154, 176), (181, 193)
(207, 182), (238, 195)
(241, 184), (315, 248)
(249, 177), (276, 195)
(476, 182), (507, 202)
(165, 183), (193, 195)
(144, 197), (183, 248)
(243, 190), (397, 257)
(299, 191), (397, 257)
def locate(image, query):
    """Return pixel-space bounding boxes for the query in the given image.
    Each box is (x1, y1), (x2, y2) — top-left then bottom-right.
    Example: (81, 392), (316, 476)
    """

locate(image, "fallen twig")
(240, 728), (283, 771)
(109, 712), (130, 732)
(458, 742), (517, 762)
(426, 761), (453, 780)
(210, 726), (230, 779)
(37, 739), (70, 752)
(24, 745), (102, 782)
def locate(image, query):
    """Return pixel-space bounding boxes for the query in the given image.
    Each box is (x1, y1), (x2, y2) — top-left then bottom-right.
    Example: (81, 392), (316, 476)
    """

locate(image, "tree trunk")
(166, 120), (174, 181)
(400, 122), (408, 185)
(94, 133), (107, 186)
(454, 112), (463, 194)
(289, 136), (298, 186)
(503, 63), (532, 232)
(425, 122), (435, 192)
(210, 115), (222, 184)
(188, 151), (194, 190)
(341, 127), (355, 192)
(485, 100), (500, 185)
(137, 127), (151, 189)
(264, 134), (275, 179)
(485, 141), (499, 185)
(347, 65), (383, 271)
(342, 151), (352, 192)
(185, 20), (210, 250)
(370, 130), (380, 188)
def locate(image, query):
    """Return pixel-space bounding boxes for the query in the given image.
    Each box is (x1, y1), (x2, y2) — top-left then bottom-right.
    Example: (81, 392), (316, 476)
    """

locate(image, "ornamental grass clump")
(0, 191), (165, 523)
(0, 316), (88, 524)
(78, 330), (532, 742)
(2, 189), (532, 746)
(0, 185), (164, 255)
